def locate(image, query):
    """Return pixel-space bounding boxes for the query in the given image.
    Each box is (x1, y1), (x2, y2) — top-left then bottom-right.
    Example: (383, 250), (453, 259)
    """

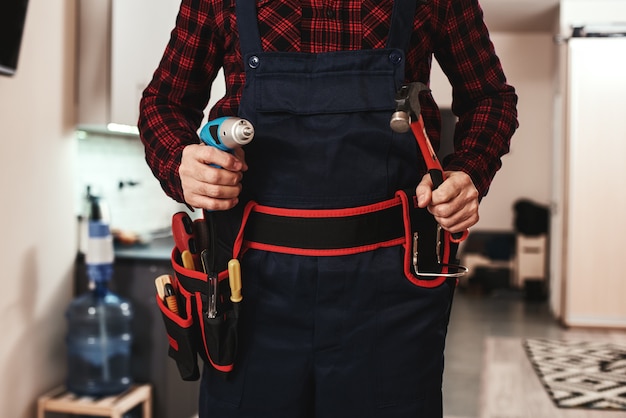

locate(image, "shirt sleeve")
(433, 0), (519, 198)
(138, 0), (224, 203)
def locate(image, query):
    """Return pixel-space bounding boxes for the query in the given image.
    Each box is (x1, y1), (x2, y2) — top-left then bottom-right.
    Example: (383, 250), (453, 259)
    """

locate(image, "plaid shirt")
(139, 0), (518, 203)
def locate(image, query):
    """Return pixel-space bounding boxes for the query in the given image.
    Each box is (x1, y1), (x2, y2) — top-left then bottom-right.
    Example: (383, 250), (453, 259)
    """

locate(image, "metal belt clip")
(412, 232), (419, 271)
(412, 230), (469, 278)
(436, 225), (443, 264)
(206, 273), (218, 319)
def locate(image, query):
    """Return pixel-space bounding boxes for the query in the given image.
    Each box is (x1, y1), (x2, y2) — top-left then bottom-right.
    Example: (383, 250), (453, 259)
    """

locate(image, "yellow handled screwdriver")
(228, 259), (242, 303)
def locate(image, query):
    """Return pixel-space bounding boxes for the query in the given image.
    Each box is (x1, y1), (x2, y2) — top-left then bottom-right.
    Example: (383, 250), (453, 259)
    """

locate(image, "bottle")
(77, 185), (93, 256)
(66, 195), (134, 396)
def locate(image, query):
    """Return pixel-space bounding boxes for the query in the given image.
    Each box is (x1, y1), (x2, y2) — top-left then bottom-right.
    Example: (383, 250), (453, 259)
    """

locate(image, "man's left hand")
(415, 171), (479, 234)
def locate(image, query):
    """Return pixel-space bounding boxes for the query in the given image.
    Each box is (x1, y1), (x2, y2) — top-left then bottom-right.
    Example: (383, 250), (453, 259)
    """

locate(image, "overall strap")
(235, 0), (263, 56)
(236, 1), (421, 56)
(387, 0), (420, 51)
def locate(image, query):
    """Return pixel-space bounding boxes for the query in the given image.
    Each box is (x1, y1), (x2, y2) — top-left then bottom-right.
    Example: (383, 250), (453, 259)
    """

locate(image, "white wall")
(431, 33), (555, 231)
(0, 1), (77, 416)
(75, 133), (186, 236)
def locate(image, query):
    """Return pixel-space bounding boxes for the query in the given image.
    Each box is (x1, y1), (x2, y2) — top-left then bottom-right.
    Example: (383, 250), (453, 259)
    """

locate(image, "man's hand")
(179, 144), (248, 211)
(415, 171), (479, 234)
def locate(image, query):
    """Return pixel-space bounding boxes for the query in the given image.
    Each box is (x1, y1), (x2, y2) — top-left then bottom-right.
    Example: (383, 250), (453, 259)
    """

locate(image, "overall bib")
(199, 2), (456, 417)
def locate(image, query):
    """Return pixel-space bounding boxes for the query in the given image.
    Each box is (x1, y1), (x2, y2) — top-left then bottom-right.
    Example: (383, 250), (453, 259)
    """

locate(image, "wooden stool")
(37, 384), (152, 418)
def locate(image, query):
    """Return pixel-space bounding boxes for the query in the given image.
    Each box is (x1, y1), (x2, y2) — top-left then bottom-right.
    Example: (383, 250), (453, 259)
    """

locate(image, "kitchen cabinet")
(550, 37), (626, 328)
(75, 240), (200, 418)
(77, 0), (181, 130)
(109, 0), (181, 127)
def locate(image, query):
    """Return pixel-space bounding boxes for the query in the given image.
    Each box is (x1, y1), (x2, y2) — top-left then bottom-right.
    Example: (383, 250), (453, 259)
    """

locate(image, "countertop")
(113, 236), (174, 261)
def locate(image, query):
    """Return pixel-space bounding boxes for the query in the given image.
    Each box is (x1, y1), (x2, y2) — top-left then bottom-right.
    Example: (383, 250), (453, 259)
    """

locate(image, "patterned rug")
(524, 339), (626, 410)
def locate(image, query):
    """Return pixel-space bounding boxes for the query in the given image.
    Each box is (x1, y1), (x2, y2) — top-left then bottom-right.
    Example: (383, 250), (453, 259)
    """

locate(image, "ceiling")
(479, 0), (561, 32)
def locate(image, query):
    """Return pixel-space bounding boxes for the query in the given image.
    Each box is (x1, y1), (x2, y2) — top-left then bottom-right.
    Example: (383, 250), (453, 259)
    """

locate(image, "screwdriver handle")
(164, 283), (179, 315)
(228, 259), (242, 303)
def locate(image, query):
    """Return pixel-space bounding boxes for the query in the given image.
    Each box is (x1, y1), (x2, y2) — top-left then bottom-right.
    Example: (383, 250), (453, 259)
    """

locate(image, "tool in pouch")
(195, 116), (252, 374)
(155, 274), (179, 315)
(155, 118), (254, 381)
(198, 212), (241, 377)
(391, 82), (468, 278)
(196, 114), (252, 314)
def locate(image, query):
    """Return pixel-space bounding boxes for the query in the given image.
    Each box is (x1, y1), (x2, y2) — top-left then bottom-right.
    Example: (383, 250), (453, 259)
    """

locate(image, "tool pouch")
(200, 288), (239, 374)
(398, 188), (464, 288)
(155, 271), (201, 381)
(158, 249), (240, 380)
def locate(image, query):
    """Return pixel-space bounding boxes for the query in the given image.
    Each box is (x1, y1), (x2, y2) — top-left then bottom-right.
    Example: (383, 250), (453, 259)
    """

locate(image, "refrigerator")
(551, 36), (626, 328)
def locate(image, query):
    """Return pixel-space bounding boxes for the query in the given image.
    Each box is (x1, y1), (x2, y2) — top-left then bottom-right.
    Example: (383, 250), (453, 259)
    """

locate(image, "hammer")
(390, 82), (468, 242)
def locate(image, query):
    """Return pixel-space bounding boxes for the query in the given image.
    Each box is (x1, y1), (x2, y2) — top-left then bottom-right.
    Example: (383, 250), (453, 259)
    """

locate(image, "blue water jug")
(66, 196), (133, 396)
(65, 277), (133, 396)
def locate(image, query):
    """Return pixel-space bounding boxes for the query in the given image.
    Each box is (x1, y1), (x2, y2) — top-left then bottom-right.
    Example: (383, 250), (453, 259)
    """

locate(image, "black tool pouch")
(161, 249), (239, 379)
(200, 284), (239, 374)
(156, 268), (201, 381)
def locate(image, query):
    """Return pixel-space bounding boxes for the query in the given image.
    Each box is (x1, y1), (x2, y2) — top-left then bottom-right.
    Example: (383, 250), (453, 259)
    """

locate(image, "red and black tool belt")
(233, 189), (464, 287)
(243, 200), (404, 255)
(160, 189), (464, 382)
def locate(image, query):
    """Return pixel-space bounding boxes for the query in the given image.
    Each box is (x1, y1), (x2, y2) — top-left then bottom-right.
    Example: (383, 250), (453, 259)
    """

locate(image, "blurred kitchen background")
(1, 0), (626, 417)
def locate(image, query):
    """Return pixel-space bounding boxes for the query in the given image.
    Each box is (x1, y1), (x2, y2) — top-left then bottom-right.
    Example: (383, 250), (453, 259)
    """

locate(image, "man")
(139, 1), (518, 417)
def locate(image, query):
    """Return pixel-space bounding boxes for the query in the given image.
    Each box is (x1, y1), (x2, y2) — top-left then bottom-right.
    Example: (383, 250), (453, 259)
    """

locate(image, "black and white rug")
(524, 338), (626, 410)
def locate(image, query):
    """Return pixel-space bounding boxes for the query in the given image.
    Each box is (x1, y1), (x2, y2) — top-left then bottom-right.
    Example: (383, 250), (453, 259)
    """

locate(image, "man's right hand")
(179, 144), (248, 211)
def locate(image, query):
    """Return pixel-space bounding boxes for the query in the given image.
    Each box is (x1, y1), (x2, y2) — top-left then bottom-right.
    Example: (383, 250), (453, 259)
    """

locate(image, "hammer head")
(389, 82), (429, 133)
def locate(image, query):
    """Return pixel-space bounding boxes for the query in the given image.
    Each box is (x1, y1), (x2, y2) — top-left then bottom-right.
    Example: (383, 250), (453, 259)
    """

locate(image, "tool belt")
(157, 189), (465, 381)
(242, 199), (405, 255)
(235, 189), (465, 282)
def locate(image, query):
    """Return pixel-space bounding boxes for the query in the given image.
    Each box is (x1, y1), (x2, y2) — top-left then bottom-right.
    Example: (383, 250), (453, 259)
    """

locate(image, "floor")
(442, 288), (626, 418)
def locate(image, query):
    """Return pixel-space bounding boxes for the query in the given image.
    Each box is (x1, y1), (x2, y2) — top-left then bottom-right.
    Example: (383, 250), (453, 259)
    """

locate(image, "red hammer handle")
(411, 117), (444, 186)
(410, 117), (468, 243)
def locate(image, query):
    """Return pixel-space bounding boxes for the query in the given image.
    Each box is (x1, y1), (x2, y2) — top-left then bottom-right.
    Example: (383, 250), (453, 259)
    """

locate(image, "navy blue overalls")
(199, 1), (456, 417)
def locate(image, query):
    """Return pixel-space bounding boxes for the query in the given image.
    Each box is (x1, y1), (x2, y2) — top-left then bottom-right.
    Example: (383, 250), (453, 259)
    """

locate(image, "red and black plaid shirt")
(139, 0), (518, 203)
